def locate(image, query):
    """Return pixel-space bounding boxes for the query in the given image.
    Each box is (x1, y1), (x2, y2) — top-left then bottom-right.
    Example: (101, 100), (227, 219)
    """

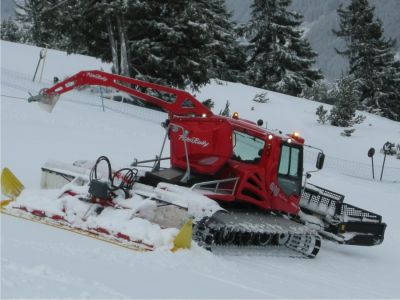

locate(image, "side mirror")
(161, 119), (170, 129)
(257, 119), (264, 126)
(316, 152), (325, 170)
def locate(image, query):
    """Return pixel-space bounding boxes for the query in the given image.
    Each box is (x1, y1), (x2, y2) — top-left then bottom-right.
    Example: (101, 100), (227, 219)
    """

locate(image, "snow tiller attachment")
(12, 69), (386, 258)
(1, 163), (194, 252)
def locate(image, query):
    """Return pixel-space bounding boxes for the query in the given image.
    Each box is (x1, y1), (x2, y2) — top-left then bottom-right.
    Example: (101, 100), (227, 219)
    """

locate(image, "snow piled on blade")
(156, 182), (224, 221)
(9, 188), (179, 249)
(11, 189), (64, 216)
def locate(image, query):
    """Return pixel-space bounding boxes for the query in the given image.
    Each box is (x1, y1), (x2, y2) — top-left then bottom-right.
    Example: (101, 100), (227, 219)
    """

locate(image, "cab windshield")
(278, 144), (303, 196)
(232, 131), (265, 163)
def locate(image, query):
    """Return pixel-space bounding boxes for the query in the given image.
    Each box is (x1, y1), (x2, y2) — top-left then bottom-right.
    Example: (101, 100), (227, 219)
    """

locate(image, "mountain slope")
(1, 41), (400, 298)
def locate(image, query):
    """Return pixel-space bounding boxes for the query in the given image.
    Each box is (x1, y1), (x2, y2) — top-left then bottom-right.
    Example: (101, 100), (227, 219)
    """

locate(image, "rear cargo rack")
(300, 183), (386, 246)
(300, 183), (344, 217)
(340, 203), (382, 223)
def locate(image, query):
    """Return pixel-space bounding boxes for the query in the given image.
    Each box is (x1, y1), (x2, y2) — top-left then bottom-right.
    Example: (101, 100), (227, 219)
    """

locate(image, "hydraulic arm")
(28, 70), (212, 117)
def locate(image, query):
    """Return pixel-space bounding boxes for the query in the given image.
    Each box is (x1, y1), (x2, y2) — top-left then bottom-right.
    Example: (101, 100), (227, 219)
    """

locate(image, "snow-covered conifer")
(127, 0), (244, 89)
(328, 76), (365, 127)
(220, 100), (230, 116)
(246, 0), (323, 96)
(13, 0), (65, 48)
(0, 18), (25, 43)
(315, 105), (328, 124)
(193, 0), (246, 82)
(334, 0), (400, 121)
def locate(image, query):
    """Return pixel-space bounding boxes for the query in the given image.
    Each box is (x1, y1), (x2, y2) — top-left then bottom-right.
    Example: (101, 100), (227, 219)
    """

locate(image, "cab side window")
(232, 131), (265, 163)
(278, 144), (302, 196)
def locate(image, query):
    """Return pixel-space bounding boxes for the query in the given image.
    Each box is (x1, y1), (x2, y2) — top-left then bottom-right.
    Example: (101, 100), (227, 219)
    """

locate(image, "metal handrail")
(191, 177), (240, 195)
(131, 157), (170, 167)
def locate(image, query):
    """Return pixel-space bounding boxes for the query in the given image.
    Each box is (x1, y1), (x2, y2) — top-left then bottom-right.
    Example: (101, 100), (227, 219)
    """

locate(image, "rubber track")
(193, 210), (321, 258)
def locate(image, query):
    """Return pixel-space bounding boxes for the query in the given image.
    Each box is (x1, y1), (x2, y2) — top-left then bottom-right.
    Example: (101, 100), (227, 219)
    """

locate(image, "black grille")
(301, 184), (343, 216)
(301, 183), (382, 223)
(341, 203), (382, 223)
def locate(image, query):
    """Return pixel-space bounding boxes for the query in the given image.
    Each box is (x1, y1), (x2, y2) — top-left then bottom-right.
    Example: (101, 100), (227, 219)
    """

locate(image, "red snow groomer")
(8, 70), (386, 257)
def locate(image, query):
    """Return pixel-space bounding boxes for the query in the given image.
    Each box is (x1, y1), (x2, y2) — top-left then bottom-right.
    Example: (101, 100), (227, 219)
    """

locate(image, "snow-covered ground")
(1, 41), (400, 298)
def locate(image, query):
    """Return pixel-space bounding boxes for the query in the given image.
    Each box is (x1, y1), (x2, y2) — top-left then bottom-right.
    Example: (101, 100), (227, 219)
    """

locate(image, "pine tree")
(130, 0), (245, 86)
(37, 0), (142, 75)
(202, 99), (215, 109)
(246, 0), (323, 96)
(14, 0), (62, 48)
(40, 0), (89, 54)
(302, 82), (334, 104)
(220, 100), (230, 116)
(55, 0), (130, 68)
(127, 0), (211, 89)
(374, 60), (400, 120)
(97, 0), (131, 76)
(315, 105), (328, 124)
(192, 0), (246, 82)
(14, 0), (43, 45)
(0, 18), (25, 43)
(328, 76), (365, 127)
(334, 0), (400, 121)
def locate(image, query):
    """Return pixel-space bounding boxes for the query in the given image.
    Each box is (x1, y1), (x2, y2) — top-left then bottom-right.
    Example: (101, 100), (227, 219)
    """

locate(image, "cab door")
(277, 143), (303, 197)
(267, 142), (303, 214)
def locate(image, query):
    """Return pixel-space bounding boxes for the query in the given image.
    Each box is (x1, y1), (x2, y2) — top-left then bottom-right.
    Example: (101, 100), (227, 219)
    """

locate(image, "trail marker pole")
(380, 153), (387, 182)
(32, 48), (46, 82)
(38, 46), (48, 83)
(368, 148), (375, 180)
(380, 142), (392, 181)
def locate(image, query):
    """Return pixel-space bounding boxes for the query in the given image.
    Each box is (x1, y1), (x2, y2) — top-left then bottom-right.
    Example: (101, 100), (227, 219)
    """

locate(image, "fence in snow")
(304, 149), (400, 182)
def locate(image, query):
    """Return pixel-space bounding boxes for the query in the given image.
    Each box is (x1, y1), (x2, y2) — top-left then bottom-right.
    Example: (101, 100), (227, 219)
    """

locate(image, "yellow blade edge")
(1, 199), (13, 208)
(172, 219), (193, 252)
(1, 168), (24, 203)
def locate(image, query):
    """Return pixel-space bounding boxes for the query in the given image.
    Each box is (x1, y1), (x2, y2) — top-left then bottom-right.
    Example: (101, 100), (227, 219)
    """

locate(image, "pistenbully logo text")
(87, 72), (108, 82)
(179, 135), (209, 148)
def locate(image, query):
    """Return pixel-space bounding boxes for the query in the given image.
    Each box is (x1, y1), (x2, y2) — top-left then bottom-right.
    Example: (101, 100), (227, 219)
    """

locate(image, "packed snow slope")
(1, 41), (400, 298)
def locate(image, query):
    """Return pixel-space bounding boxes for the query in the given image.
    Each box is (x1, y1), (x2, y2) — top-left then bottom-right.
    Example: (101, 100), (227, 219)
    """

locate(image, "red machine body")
(169, 115), (304, 214)
(35, 70), (306, 215)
